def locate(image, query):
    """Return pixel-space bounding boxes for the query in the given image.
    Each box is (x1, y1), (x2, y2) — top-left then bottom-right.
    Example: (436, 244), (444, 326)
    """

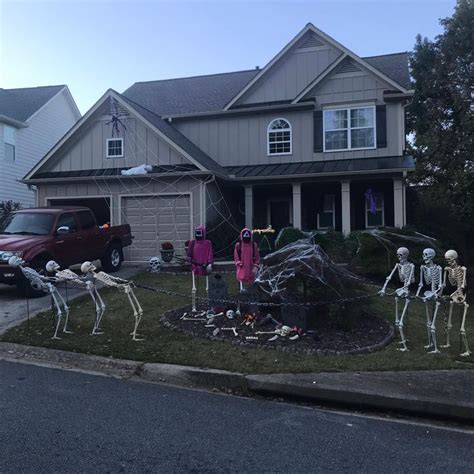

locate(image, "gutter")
(0, 115), (28, 128)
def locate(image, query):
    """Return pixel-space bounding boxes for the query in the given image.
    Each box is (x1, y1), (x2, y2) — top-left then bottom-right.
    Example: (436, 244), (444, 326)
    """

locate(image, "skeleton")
(46, 261), (106, 336)
(213, 327), (238, 337)
(8, 256), (70, 339)
(415, 248), (443, 353)
(379, 247), (415, 351)
(255, 325), (294, 342)
(191, 266), (212, 312)
(440, 250), (471, 357)
(81, 261), (144, 341)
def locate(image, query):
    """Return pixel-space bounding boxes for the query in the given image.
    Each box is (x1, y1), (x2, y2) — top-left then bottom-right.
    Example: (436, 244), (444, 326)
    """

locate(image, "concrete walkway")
(0, 342), (472, 424)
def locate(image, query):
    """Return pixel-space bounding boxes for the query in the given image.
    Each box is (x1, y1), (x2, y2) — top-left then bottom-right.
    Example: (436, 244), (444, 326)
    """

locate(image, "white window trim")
(267, 118), (292, 156)
(317, 194), (335, 229)
(323, 105), (376, 153)
(365, 192), (385, 229)
(106, 137), (124, 158)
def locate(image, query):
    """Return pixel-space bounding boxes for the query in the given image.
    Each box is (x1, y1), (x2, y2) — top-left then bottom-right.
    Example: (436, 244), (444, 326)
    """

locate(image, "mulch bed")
(161, 305), (394, 356)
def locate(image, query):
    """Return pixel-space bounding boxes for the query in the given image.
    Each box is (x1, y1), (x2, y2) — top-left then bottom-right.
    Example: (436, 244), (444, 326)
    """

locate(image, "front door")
(269, 200), (291, 231)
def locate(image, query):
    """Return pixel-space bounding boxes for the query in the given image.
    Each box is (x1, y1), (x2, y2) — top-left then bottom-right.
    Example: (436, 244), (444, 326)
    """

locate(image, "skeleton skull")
(8, 256), (24, 267)
(279, 325), (292, 337)
(225, 310), (235, 319)
(81, 261), (96, 274)
(396, 247), (409, 263)
(422, 248), (436, 264)
(445, 249), (458, 266)
(149, 256), (161, 273)
(46, 260), (60, 273)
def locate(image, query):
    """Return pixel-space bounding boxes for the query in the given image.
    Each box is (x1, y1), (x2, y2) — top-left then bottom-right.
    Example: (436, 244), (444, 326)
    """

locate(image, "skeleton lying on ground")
(46, 261), (106, 335)
(255, 325), (301, 342)
(81, 261), (144, 341)
(415, 248), (443, 353)
(440, 250), (471, 357)
(379, 247), (415, 352)
(9, 256), (71, 340)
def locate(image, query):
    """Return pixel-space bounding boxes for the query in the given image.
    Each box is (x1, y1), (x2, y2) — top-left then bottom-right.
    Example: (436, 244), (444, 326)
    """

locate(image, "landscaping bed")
(161, 305), (393, 355)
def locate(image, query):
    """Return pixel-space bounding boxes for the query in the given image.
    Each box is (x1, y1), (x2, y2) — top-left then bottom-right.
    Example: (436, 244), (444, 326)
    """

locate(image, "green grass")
(1, 272), (473, 374)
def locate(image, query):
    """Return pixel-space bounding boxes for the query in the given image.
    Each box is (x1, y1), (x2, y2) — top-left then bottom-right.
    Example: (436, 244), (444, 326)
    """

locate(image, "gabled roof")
(123, 55), (411, 118)
(0, 85), (69, 122)
(123, 69), (259, 117)
(25, 89), (226, 181)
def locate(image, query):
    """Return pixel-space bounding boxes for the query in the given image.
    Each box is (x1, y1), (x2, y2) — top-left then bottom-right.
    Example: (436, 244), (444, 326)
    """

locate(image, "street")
(0, 360), (472, 473)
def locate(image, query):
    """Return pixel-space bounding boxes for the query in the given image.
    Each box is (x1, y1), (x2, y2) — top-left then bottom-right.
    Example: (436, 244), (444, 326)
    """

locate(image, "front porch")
(239, 177), (406, 235)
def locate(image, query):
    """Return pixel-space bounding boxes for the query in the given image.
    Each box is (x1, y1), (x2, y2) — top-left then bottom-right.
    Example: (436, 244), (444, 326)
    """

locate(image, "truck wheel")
(101, 244), (123, 273)
(17, 256), (49, 298)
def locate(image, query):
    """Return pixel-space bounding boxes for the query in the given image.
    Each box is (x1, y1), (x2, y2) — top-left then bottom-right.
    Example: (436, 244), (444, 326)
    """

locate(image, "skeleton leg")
(191, 272), (197, 312)
(428, 301), (441, 353)
(394, 297), (400, 325)
(397, 299), (410, 351)
(94, 287), (107, 332)
(240, 281), (244, 293)
(424, 301), (433, 349)
(129, 288), (144, 340)
(49, 289), (63, 340)
(459, 302), (471, 357)
(440, 301), (454, 348)
(54, 289), (72, 334)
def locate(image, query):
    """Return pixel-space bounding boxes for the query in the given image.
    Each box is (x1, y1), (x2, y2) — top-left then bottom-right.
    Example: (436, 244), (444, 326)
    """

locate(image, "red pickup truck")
(0, 207), (132, 294)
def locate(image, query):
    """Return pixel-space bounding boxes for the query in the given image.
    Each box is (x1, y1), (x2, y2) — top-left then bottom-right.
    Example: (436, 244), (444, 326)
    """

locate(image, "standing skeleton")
(415, 248), (443, 353)
(379, 247), (415, 351)
(440, 250), (471, 357)
(46, 261), (106, 336)
(8, 256), (71, 339)
(81, 262), (144, 341)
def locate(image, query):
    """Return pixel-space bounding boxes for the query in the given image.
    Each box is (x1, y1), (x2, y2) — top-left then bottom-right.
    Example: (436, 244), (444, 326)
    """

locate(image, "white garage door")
(121, 195), (191, 262)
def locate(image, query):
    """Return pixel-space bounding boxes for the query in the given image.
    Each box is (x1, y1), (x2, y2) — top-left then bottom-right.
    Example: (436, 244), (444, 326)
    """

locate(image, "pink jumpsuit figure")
(187, 225), (213, 275)
(234, 228), (260, 287)
(187, 225), (213, 311)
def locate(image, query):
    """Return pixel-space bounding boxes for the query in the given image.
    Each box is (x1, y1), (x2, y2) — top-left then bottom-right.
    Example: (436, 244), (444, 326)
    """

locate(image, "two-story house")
(0, 85), (81, 207)
(23, 24), (414, 262)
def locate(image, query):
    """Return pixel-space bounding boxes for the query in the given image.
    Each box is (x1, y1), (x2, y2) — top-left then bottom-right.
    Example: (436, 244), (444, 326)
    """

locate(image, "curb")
(0, 342), (472, 424)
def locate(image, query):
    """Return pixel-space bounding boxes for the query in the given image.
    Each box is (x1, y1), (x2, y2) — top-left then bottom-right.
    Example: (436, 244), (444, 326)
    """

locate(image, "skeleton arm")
(403, 263), (414, 291)
(415, 266), (424, 297)
(379, 264), (398, 295)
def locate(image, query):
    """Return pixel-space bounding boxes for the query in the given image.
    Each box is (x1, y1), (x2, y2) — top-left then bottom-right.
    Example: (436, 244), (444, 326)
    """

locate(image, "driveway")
(0, 264), (142, 335)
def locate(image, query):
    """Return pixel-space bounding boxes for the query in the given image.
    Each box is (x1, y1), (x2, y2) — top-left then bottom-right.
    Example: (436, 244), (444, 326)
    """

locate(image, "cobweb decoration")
(106, 97), (128, 137)
(255, 238), (356, 298)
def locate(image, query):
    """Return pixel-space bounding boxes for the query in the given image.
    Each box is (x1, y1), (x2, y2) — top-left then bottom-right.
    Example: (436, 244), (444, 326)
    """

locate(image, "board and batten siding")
(0, 89), (79, 207)
(237, 45), (342, 105)
(46, 116), (189, 173)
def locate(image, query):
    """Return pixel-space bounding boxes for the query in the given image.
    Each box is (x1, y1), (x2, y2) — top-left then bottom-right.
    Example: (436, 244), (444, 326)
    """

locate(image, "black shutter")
(313, 110), (323, 152)
(376, 105), (387, 148)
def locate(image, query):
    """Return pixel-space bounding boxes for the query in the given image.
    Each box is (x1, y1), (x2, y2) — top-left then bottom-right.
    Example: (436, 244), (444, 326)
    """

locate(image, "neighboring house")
(23, 23), (414, 262)
(0, 85), (81, 207)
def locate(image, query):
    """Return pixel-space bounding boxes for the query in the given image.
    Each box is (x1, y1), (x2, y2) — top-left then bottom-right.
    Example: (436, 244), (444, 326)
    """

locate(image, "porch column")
(393, 177), (405, 228)
(341, 180), (351, 236)
(292, 182), (302, 229)
(244, 185), (253, 229)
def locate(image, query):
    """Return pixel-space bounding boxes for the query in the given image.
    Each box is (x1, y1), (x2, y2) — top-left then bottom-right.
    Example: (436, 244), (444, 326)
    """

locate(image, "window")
(3, 125), (15, 162)
(56, 213), (77, 233)
(317, 194), (335, 229)
(106, 138), (123, 158)
(267, 118), (292, 155)
(324, 106), (375, 151)
(77, 211), (96, 230)
(366, 192), (384, 228)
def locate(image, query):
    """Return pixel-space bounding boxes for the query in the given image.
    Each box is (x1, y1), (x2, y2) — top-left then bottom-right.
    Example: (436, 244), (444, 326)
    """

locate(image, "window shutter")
(376, 105), (387, 148)
(313, 110), (323, 152)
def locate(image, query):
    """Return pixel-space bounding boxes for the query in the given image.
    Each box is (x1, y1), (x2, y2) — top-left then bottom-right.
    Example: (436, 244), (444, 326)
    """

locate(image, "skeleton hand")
(206, 264), (212, 273)
(378, 289), (386, 297)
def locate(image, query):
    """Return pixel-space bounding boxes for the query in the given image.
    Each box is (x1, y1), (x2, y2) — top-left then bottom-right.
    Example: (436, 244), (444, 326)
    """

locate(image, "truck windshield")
(0, 213), (55, 236)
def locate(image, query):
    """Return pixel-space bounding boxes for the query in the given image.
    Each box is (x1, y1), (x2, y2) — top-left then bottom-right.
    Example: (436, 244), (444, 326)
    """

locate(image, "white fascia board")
(292, 53), (348, 103)
(0, 115), (28, 128)
(24, 88), (115, 180)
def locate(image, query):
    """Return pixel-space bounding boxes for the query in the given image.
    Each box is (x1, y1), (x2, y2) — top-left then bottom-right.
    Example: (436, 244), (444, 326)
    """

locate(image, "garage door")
(121, 195), (191, 262)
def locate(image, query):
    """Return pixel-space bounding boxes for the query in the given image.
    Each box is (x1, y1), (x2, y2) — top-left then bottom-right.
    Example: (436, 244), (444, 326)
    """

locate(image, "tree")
(407, 0), (474, 259)
(0, 200), (22, 227)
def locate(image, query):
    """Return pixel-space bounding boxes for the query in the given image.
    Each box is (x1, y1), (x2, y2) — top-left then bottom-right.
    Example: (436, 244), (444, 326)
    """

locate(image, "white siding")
(0, 89), (79, 207)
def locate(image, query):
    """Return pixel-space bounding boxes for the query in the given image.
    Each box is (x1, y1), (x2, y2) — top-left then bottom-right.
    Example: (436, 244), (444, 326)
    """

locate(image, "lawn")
(1, 272), (473, 374)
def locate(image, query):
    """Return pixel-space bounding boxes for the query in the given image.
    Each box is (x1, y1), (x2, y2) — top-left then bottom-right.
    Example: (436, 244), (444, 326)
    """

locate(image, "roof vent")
(335, 58), (362, 74)
(298, 33), (325, 49)
(255, 66), (260, 70)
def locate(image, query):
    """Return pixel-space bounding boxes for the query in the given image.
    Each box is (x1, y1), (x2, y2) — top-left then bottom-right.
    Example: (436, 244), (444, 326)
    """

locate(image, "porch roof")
(226, 155), (415, 180)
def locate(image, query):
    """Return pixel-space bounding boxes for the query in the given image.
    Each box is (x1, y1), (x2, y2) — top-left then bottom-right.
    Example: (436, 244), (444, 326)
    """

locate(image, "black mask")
(195, 228), (204, 240)
(242, 230), (251, 243)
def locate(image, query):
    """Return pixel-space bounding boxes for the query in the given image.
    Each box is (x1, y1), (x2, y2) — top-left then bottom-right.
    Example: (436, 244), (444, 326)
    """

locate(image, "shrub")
(0, 200), (22, 227)
(312, 230), (355, 263)
(274, 227), (306, 249)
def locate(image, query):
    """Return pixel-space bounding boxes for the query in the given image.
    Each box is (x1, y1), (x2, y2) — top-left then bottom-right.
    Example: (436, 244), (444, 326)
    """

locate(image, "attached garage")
(120, 194), (192, 262)
(47, 197), (111, 226)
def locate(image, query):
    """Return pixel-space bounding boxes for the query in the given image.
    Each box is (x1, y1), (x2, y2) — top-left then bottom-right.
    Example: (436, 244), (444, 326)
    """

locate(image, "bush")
(275, 227), (306, 249)
(0, 200), (22, 227)
(312, 230), (355, 263)
(206, 218), (240, 261)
